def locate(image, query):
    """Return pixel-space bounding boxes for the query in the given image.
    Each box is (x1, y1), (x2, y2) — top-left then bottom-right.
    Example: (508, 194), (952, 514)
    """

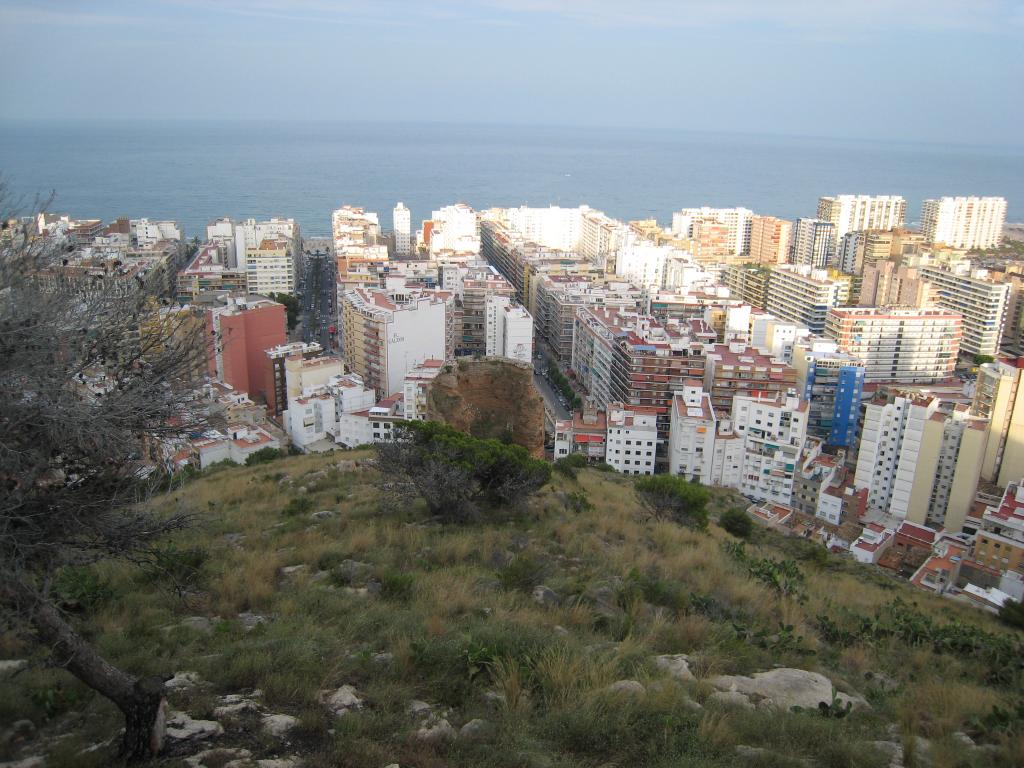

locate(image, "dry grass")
(8, 453), (1021, 768)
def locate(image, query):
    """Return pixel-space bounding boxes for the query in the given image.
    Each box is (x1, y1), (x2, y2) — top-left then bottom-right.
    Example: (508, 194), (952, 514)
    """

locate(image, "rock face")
(653, 654), (696, 682)
(709, 668), (866, 712)
(425, 358), (545, 457)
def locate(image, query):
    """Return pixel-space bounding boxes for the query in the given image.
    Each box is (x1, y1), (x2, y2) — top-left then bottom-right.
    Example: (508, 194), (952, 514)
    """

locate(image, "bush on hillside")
(245, 447), (285, 466)
(719, 507), (753, 539)
(376, 421), (551, 523)
(998, 598), (1024, 630)
(554, 453), (587, 479)
(634, 475), (709, 530)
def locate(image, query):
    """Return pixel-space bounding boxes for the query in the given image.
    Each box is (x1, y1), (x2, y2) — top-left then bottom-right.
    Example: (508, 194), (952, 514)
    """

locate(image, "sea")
(1, 120), (1021, 238)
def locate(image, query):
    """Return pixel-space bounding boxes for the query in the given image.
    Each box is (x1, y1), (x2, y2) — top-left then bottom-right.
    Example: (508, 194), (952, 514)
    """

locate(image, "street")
(294, 250), (337, 353)
(531, 344), (571, 421)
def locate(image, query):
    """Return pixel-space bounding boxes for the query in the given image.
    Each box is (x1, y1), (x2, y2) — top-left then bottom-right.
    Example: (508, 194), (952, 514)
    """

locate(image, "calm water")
(1, 120), (1021, 238)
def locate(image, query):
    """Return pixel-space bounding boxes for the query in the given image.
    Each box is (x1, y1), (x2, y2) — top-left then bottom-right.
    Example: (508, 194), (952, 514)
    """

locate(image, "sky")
(0, 0), (1022, 145)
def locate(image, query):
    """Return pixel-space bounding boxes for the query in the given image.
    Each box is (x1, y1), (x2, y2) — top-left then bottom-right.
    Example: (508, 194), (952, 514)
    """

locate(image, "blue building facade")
(800, 354), (865, 448)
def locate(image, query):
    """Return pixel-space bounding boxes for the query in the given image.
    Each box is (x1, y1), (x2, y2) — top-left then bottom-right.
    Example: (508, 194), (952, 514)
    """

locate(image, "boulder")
(320, 685), (364, 716)
(653, 654), (696, 682)
(459, 718), (490, 740)
(165, 711), (224, 742)
(709, 668), (866, 712)
(180, 616), (214, 634)
(707, 690), (754, 709)
(237, 612), (269, 632)
(165, 671), (202, 690)
(532, 585), (560, 607)
(311, 510), (335, 520)
(0, 660), (27, 679)
(414, 717), (457, 743)
(0, 757), (45, 768)
(607, 680), (646, 696)
(262, 713), (299, 738)
(257, 760), (304, 768)
(280, 564), (307, 577)
(185, 748), (252, 768)
(407, 700), (433, 717)
(212, 699), (259, 718)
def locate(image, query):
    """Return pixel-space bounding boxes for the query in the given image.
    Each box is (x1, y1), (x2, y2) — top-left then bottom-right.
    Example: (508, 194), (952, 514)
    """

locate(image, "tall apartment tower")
(393, 202), (411, 256)
(748, 216), (792, 265)
(791, 218), (836, 269)
(921, 197), (1007, 250)
(816, 195), (906, 240)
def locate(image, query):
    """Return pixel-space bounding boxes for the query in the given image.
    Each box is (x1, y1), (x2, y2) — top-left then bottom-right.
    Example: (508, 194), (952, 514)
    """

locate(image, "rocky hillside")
(425, 358), (545, 457)
(0, 451), (1021, 768)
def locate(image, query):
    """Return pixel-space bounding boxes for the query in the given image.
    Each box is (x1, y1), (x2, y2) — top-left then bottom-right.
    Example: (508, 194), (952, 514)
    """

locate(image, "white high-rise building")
(671, 207), (753, 256)
(765, 265), (849, 335)
(131, 218), (181, 247)
(921, 197), (1007, 250)
(206, 217), (300, 270)
(484, 295), (534, 363)
(816, 195), (906, 240)
(615, 236), (685, 290)
(393, 202), (411, 256)
(916, 262), (1009, 357)
(429, 203), (480, 257)
(791, 218), (836, 269)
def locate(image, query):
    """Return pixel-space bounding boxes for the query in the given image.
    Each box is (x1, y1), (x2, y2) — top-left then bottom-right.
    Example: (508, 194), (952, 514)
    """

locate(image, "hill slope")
(1, 452), (1021, 768)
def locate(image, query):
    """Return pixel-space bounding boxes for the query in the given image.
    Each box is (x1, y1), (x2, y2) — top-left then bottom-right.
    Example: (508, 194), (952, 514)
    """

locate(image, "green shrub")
(149, 543), (208, 592)
(497, 552), (548, 592)
(634, 475), (709, 530)
(565, 490), (593, 514)
(245, 446), (284, 466)
(283, 496), (315, 516)
(376, 421), (552, 522)
(719, 507), (753, 539)
(998, 598), (1024, 630)
(52, 566), (113, 610)
(379, 570), (415, 601)
(554, 453), (587, 479)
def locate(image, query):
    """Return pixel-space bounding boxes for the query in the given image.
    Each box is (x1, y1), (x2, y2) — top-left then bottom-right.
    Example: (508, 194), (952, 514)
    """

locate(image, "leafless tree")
(0, 184), (210, 761)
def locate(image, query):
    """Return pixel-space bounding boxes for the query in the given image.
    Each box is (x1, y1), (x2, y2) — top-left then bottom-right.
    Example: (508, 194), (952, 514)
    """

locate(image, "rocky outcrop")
(425, 358), (545, 457)
(708, 668), (867, 712)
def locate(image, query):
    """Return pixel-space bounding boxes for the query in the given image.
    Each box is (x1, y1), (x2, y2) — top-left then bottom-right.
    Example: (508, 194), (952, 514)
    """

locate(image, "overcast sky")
(1, 0), (1021, 145)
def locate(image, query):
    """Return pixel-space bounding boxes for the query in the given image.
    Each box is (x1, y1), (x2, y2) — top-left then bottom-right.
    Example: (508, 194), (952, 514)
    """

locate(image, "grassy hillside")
(1, 452), (1022, 768)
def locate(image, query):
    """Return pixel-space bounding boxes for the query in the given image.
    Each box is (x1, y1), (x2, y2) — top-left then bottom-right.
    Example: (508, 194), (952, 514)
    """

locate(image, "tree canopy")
(634, 475), (710, 530)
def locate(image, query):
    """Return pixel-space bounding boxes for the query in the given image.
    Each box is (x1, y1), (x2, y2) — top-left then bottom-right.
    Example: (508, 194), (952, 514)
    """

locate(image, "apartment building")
(905, 404), (988, 533)
(921, 196), (1007, 249)
(177, 242), (249, 302)
(793, 339), (865, 448)
(825, 307), (961, 383)
(727, 391), (808, 507)
(206, 296), (287, 404)
(671, 207), (753, 257)
(974, 481), (1024, 574)
(284, 373), (377, 452)
(749, 313), (812, 362)
(703, 342), (798, 414)
(855, 391), (940, 520)
(402, 359), (446, 421)
(484, 295), (534, 362)
(836, 229), (925, 274)
(331, 205), (387, 278)
(263, 341), (324, 416)
(571, 308), (707, 466)
(765, 265), (850, 335)
(480, 217), (587, 297)
(748, 215), (792, 265)
(790, 219), (836, 269)
(131, 218), (182, 248)
(605, 403), (659, 475)
(393, 202), (412, 256)
(458, 268), (516, 355)
(427, 203), (480, 258)
(816, 195), (906, 239)
(668, 383), (717, 481)
(244, 238), (297, 295)
(614, 237), (683, 290)
(207, 217), (300, 273)
(532, 276), (642, 362)
(858, 260), (932, 307)
(724, 264), (771, 309)
(553, 407), (607, 462)
(915, 263), (1009, 357)
(973, 358), (1024, 487)
(340, 286), (453, 397)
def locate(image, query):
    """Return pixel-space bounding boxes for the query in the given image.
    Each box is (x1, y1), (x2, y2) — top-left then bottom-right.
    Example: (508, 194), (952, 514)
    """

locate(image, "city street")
(531, 344), (571, 421)
(295, 250), (337, 352)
